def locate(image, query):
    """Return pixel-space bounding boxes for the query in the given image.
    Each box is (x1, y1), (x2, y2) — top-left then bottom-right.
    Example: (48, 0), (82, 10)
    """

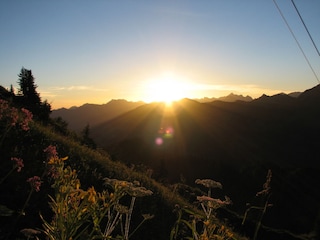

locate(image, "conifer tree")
(17, 67), (41, 106)
(10, 84), (15, 95)
(17, 67), (51, 121)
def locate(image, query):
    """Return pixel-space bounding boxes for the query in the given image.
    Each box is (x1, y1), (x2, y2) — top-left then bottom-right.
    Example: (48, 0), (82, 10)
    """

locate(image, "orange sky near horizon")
(1, 1), (319, 109)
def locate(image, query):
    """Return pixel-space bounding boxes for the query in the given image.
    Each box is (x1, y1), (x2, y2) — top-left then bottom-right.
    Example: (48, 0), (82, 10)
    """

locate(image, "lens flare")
(155, 137), (163, 146)
(164, 127), (174, 138)
(155, 126), (174, 146)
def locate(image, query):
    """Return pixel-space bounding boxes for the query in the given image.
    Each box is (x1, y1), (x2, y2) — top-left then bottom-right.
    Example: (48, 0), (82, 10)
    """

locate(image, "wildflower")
(47, 165), (59, 178)
(195, 179), (222, 189)
(11, 157), (24, 172)
(197, 195), (215, 202)
(104, 178), (131, 187)
(87, 186), (97, 203)
(203, 220), (210, 226)
(197, 195), (232, 207)
(20, 108), (33, 131)
(104, 178), (133, 192)
(44, 145), (58, 161)
(27, 176), (42, 192)
(115, 204), (129, 214)
(126, 186), (153, 197)
(256, 169), (272, 197)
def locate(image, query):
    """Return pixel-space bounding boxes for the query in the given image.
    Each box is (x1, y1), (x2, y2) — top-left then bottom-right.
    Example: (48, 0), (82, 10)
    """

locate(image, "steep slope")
(1, 119), (220, 240)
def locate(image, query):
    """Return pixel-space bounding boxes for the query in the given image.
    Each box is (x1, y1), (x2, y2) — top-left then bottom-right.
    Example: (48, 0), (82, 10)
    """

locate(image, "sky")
(1, 0), (320, 109)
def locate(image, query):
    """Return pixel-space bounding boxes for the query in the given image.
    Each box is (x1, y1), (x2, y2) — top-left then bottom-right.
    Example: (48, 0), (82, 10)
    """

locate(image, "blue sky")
(1, 0), (319, 109)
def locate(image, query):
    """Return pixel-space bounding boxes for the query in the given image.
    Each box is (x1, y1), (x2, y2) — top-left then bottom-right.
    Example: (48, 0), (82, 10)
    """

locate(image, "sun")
(145, 73), (191, 105)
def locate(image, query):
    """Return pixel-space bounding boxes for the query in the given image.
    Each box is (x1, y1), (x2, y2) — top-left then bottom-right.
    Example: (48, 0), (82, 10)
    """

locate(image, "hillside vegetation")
(2, 82), (320, 239)
(1, 95), (248, 239)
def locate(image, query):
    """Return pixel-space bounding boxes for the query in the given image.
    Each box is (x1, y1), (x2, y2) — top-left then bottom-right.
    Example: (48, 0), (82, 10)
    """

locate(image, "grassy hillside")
(1, 103), (248, 239)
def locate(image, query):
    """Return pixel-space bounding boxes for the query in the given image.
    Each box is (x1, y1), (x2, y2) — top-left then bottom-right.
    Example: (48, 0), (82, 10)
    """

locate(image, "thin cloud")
(51, 85), (109, 92)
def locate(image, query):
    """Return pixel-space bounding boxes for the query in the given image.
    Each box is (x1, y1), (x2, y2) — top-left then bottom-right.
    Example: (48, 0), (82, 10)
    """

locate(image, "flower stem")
(253, 195), (270, 240)
(124, 196), (136, 240)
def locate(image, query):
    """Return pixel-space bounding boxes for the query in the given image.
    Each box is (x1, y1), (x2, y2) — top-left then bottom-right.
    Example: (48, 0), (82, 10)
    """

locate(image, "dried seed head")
(195, 179), (222, 189)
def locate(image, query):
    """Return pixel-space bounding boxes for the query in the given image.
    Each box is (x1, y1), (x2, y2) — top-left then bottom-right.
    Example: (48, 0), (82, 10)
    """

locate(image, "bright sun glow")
(145, 73), (192, 105)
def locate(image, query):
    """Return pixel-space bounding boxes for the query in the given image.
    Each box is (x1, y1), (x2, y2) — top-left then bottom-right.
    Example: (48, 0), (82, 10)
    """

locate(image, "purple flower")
(20, 108), (33, 131)
(27, 176), (42, 192)
(43, 145), (58, 161)
(11, 157), (24, 172)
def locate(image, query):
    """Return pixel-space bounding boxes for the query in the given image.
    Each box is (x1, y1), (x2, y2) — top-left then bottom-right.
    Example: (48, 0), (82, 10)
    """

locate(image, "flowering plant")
(171, 178), (233, 240)
(0, 98), (33, 145)
(41, 145), (153, 240)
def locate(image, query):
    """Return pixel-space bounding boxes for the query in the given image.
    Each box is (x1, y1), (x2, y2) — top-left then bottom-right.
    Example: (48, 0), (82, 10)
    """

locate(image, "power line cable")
(272, 0), (320, 83)
(291, 0), (320, 56)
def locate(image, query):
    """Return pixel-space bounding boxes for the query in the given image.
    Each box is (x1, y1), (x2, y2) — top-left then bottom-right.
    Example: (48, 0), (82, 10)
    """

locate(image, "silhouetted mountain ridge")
(51, 99), (145, 132)
(89, 85), (320, 236)
(195, 93), (253, 103)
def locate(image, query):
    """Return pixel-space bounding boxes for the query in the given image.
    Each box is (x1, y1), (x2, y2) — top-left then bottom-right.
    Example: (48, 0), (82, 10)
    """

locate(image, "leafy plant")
(170, 178), (234, 240)
(41, 145), (153, 240)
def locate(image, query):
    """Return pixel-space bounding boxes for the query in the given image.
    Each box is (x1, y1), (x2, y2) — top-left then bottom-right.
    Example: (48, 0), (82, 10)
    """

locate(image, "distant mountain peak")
(218, 93), (253, 102)
(194, 93), (253, 103)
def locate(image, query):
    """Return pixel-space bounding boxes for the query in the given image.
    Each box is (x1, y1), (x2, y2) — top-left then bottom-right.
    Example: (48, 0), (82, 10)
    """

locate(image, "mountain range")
(51, 99), (145, 132)
(51, 93), (263, 132)
(50, 85), (320, 237)
(77, 86), (320, 236)
(51, 92), (305, 133)
(88, 85), (320, 171)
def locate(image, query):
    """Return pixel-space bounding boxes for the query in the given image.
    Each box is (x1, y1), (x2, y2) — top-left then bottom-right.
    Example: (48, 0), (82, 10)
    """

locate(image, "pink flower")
(47, 165), (59, 179)
(20, 108), (33, 131)
(256, 169), (272, 197)
(43, 145), (58, 160)
(11, 157), (24, 172)
(27, 176), (42, 192)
